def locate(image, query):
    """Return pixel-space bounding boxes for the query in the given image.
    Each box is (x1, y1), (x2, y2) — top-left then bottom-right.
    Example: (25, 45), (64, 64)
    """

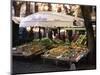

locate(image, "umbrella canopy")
(20, 11), (84, 28)
(12, 17), (22, 24)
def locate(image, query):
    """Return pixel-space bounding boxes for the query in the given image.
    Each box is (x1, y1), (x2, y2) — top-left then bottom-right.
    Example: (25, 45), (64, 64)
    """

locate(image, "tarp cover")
(19, 11), (84, 28)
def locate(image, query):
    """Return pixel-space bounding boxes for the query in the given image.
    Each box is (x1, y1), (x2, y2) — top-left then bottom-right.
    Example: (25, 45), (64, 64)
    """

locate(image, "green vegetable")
(40, 38), (54, 49)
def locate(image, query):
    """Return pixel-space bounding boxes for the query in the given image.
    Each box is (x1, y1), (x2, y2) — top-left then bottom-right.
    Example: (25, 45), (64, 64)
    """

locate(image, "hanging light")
(33, 27), (39, 32)
(32, 28), (34, 32)
(26, 26), (31, 32)
(60, 29), (65, 32)
(40, 29), (43, 33)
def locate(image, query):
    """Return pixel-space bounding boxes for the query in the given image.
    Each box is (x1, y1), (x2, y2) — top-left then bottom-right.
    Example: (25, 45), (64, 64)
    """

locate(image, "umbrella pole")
(58, 27), (61, 39)
(43, 27), (46, 37)
(32, 27), (34, 40)
(39, 27), (41, 40)
(46, 28), (49, 38)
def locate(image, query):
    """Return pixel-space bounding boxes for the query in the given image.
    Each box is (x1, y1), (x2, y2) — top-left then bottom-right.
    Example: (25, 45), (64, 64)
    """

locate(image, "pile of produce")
(61, 46), (88, 61)
(42, 34), (89, 62)
(14, 38), (57, 56)
(39, 38), (56, 49)
(42, 45), (88, 61)
(14, 34), (88, 59)
(15, 41), (45, 56)
(53, 39), (65, 45)
(71, 34), (87, 46)
(45, 46), (68, 58)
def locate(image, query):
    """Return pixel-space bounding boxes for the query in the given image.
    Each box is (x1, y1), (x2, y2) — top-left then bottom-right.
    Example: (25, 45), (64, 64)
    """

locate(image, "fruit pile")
(14, 38), (59, 56)
(43, 45), (88, 61)
(42, 34), (89, 62)
(14, 34), (88, 59)
(15, 42), (45, 56)
(61, 46), (88, 61)
(46, 46), (68, 58)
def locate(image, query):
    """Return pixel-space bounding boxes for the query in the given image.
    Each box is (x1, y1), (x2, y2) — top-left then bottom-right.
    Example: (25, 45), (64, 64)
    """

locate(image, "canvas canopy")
(12, 17), (22, 24)
(20, 11), (84, 28)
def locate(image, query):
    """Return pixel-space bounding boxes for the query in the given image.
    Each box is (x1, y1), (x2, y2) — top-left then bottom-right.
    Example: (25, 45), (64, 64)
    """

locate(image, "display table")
(41, 48), (89, 70)
(12, 45), (45, 58)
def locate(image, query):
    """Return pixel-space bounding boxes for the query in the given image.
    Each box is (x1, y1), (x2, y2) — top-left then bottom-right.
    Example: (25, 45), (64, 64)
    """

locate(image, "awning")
(20, 11), (84, 28)
(12, 17), (23, 24)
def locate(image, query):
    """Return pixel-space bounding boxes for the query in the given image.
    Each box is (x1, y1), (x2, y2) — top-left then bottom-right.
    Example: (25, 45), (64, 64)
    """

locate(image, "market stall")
(12, 11), (89, 67)
(41, 34), (89, 70)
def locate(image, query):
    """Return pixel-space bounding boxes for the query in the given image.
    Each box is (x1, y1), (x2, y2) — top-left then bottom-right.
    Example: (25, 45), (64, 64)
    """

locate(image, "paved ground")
(12, 56), (96, 75)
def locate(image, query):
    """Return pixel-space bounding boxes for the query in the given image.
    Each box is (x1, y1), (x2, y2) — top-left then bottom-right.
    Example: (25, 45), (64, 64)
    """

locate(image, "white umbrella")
(20, 11), (84, 28)
(12, 17), (23, 24)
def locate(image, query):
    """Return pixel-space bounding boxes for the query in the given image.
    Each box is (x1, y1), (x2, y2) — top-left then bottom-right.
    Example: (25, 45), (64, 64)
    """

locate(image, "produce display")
(42, 34), (89, 62)
(39, 38), (56, 49)
(42, 45), (88, 61)
(71, 35), (87, 46)
(12, 38), (57, 56)
(13, 34), (89, 62)
(45, 46), (68, 58)
(61, 46), (89, 62)
(13, 41), (45, 56)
